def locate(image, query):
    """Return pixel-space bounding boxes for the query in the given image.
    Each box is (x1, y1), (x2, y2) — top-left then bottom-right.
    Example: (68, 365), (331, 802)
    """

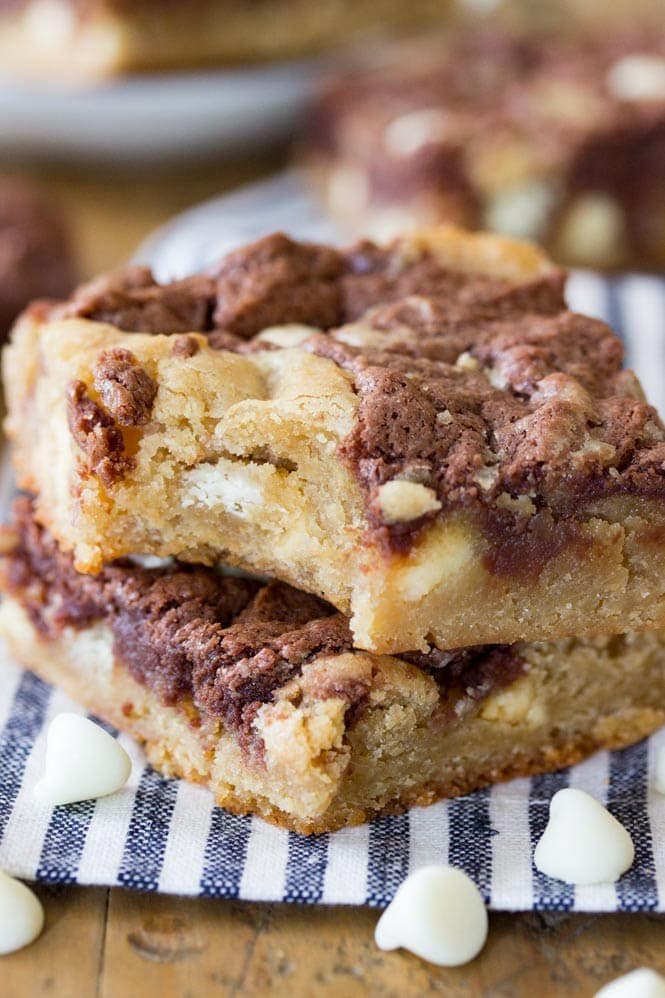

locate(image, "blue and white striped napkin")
(1, 172), (665, 910)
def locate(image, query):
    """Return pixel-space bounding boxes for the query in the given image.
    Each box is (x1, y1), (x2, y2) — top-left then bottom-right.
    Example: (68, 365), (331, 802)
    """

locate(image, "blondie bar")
(7, 227), (665, 652)
(1, 498), (663, 833)
(306, 27), (665, 269)
(0, 0), (448, 80)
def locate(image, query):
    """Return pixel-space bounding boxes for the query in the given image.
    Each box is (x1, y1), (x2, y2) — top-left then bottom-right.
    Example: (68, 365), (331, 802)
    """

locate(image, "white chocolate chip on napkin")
(374, 865), (488, 967)
(594, 967), (665, 998)
(34, 713), (131, 807)
(534, 788), (634, 885)
(0, 870), (44, 955)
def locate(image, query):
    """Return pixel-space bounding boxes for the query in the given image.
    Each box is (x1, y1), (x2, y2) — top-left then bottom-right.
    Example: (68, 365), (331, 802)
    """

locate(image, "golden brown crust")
(201, 716), (664, 834)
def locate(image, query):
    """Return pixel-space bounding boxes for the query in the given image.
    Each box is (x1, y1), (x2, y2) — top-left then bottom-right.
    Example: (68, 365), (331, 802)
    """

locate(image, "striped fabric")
(1, 173), (665, 909)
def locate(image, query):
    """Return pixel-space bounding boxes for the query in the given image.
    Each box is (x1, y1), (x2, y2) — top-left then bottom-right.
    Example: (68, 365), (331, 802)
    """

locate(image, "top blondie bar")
(6, 226), (665, 653)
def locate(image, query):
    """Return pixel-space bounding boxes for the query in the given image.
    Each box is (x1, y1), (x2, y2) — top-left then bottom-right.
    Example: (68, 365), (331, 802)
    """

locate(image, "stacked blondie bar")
(2, 225), (665, 833)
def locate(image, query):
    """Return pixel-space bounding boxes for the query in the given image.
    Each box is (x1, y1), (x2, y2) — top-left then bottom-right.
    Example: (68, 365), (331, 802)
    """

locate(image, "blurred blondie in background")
(0, 0), (661, 290)
(304, 1), (665, 270)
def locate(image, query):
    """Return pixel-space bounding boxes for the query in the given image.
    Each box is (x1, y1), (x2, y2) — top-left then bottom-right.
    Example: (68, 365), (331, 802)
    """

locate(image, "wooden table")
(3, 886), (664, 996)
(3, 155), (664, 998)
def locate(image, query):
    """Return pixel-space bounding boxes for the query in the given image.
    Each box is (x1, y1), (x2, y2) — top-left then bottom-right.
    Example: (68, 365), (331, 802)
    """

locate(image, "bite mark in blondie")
(6, 226), (665, 652)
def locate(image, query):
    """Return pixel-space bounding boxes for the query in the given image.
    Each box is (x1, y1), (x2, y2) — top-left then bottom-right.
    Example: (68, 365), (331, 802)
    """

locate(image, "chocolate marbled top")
(51, 232), (665, 564)
(2, 498), (526, 753)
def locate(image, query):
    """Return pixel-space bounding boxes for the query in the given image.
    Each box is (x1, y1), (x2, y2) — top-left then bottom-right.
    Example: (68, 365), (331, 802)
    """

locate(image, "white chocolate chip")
(496, 492), (537, 516)
(34, 713), (131, 807)
(480, 673), (545, 726)
(607, 54), (665, 101)
(0, 870), (44, 955)
(455, 351), (479, 371)
(556, 194), (625, 267)
(473, 466), (499, 492)
(376, 480), (442, 523)
(533, 372), (593, 407)
(436, 409), (453, 425)
(595, 968), (665, 998)
(332, 323), (384, 349)
(255, 324), (318, 348)
(127, 554), (173, 569)
(384, 108), (453, 158)
(534, 788), (634, 885)
(485, 366), (509, 390)
(572, 438), (617, 465)
(374, 866), (488, 967)
(655, 745), (665, 795)
(484, 179), (556, 241)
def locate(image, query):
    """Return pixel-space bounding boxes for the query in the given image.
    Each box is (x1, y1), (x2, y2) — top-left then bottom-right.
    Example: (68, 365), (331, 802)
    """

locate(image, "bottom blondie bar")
(1, 499), (663, 833)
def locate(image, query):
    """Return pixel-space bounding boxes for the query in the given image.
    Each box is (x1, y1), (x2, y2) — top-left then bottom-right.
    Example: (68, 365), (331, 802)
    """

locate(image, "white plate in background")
(0, 62), (318, 163)
(135, 170), (340, 277)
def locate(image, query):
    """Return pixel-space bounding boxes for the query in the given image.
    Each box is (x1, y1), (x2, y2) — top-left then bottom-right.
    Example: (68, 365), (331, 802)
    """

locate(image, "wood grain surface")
(3, 885), (664, 997)
(1, 154), (663, 998)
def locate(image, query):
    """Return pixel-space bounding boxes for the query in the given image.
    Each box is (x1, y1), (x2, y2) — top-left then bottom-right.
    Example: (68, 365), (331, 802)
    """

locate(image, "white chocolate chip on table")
(34, 712), (131, 807)
(374, 865), (488, 967)
(0, 870), (44, 955)
(595, 968), (665, 998)
(534, 788), (634, 885)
